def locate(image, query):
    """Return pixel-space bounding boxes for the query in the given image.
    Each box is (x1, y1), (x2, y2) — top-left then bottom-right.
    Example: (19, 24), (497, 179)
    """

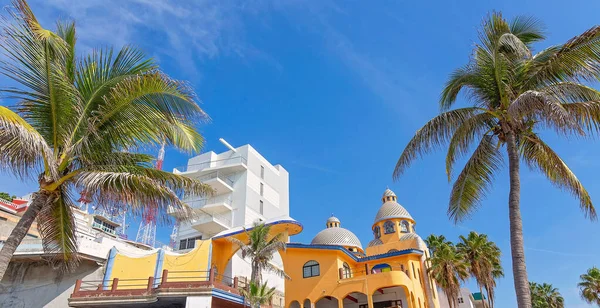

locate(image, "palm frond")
(509, 16), (545, 46)
(507, 90), (580, 135)
(449, 135), (503, 223)
(520, 133), (596, 220)
(36, 186), (79, 274)
(0, 106), (54, 178)
(446, 112), (496, 181)
(394, 107), (482, 180)
(56, 20), (76, 82)
(562, 101), (600, 133)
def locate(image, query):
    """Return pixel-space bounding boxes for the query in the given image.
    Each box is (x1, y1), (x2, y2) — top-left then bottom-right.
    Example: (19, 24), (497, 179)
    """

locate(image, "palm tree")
(393, 12), (600, 307)
(240, 281), (277, 308)
(229, 222), (288, 285)
(578, 267), (600, 306)
(427, 243), (469, 308)
(424, 234), (452, 256)
(457, 232), (503, 308)
(529, 282), (564, 308)
(0, 0), (211, 280)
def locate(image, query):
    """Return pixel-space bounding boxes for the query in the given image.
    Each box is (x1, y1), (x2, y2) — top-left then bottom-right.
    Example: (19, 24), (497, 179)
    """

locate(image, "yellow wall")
(109, 251), (158, 289)
(162, 239), (211, 282)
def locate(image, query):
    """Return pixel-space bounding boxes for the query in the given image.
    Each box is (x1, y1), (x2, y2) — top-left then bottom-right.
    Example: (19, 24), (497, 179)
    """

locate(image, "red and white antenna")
(135, 143), (165, 247)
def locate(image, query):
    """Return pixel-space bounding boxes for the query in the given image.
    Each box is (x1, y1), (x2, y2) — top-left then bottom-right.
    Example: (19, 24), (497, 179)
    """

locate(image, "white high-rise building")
(172, 141), (289, 247)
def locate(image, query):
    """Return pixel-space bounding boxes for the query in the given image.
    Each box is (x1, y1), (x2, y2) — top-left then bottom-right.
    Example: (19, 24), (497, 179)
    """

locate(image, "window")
(259, 200), (264, 214)
(373, 226), (381, 238)
(26, 234), (38, 238)
(342, 262), (351, 278)
(400, 220), (409, 233)
(179, 236), (202, 250)
(0, 216), (7, 221)
(260, 183), (264, 196)
(458, 297), (464, 304)
(260, 166), (265, 179)
(384, 221), (395, 234)
(303, 260), (320, 278)
(412, 263), (417, 279)
(92, 217), (116, 235)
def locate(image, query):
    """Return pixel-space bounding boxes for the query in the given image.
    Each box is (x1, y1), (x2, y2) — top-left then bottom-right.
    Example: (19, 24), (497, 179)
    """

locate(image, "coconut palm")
(240, 281), (277, 308)
(0, 0), (211, 280)
(229, 222), (288, 285)
(427, 243), (469, 308)
(457, 232), (503, 308)
(424, 234), (452, 256)
(578, 267), (600, 306)
(393, 12), (600, 307)
(530, 282), (564, 308)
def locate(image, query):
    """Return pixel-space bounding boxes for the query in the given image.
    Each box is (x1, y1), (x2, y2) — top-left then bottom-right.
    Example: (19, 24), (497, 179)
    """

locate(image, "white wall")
(186, 296), (212, 308)
(230, 250), (285, 292)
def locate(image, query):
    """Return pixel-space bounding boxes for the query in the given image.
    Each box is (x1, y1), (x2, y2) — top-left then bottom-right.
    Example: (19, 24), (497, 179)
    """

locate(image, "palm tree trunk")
(0, 191), (48, 280)
(251, 261), (262, 285)
(506, 131), (532, 308)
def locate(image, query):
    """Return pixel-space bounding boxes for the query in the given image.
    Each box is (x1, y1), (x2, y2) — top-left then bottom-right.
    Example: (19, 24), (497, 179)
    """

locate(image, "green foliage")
(240, 281), (277, 308)
(427, 241), (469, 308)
(530, 282), (564, 308)
(0, 0), (212, 274)
(229, 222), (289, 285)
(578, 267), (600, 306)
(0, 192), (16, 201)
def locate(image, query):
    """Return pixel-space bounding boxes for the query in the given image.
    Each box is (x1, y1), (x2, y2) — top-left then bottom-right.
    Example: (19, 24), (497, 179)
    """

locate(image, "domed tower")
(367, 188), (425, 253)
(311, 215), (363, 253)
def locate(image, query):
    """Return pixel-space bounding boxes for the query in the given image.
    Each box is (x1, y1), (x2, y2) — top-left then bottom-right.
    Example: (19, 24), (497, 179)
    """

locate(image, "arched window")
(384, 221), (395, 234)
(373, 226), (381, 238)
(372, 263), (392, 273)
(342, 262), (352, 279)
(400, 220), (409, 233)
(303, 260), (320, 278)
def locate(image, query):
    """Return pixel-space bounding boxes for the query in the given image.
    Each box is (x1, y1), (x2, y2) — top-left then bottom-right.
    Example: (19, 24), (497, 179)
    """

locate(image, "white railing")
(186, 195), (233, 209)
(174, 156), (247, 173)
(196, 171), (234, 186)
(194, 212), (232, 228)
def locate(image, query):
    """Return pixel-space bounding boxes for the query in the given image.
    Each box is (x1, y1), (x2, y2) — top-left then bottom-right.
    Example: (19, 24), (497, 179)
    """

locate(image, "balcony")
(173, 156), (247, 175)
(188, 195), (233, 214)
(191, 212), (232, 235)
(196, 171), (234, 194)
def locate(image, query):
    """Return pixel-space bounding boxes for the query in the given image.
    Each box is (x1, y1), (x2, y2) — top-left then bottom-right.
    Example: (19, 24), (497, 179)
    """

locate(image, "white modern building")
(170, 140), (291, 294)
(438, 287), (488, 308)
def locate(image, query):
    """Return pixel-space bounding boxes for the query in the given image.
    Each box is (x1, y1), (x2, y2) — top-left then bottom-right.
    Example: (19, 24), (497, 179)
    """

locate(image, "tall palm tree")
(424, 234), (452, 256)
(393, 12), (600, 307)
(0, 0), (211, 280)
(240, 281), (277, 308)
(457, 232), (503, 308)
(427, 243), (469, 308)
(229, 222), (288, 285)
(529, 282), (564, 308)
(578, 267), (600, 306)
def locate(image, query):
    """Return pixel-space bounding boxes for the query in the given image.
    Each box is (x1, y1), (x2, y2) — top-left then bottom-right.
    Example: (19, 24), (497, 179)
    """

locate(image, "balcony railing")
(186, 195), (233, 210)
(174, 156), (247, 173)
(196, 171), (234, 186)
(194, 212), (232, 227)
(338, 265), (412, 280)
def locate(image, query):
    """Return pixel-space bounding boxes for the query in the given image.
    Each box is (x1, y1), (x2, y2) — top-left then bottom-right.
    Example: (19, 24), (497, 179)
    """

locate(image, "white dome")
(327, 216), (340, 224)
(311, 227), (363, 249)
(367, 238), (383, 247)
(383, 188), (396, 197)
(374, 201), (413, 224)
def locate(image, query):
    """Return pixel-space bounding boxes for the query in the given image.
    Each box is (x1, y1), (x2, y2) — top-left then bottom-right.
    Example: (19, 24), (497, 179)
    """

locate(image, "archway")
(290, 300), (301, 308)
(342, 291), (368, 308)
(303, 299), (311, 308)
(371, 263), (392, 273)
(315, 296), (339, 308)
(371, 286), (409, 308)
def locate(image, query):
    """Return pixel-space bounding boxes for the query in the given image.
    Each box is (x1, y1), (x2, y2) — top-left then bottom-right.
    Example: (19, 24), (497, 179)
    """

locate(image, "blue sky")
(1, 0), (600, 306)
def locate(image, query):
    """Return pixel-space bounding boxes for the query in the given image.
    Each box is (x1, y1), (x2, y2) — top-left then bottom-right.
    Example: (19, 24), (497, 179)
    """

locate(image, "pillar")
(338, 299), (343, 308)
(367, 294), (374, 308)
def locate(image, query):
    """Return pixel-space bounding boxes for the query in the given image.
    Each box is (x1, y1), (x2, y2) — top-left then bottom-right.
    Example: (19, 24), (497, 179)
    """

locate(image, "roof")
(212, 216), (303, 239)
(374, 201), (413, 224)
(326, 216), (340, 224)
(383, 188), (396, 197)
(311, 227), (362, 249)
(367, 238), (383, 247)
(472, 292), (486, 301)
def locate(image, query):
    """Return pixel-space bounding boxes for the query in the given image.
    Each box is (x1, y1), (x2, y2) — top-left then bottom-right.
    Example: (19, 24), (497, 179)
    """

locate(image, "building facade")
(282, 189), (440, 308)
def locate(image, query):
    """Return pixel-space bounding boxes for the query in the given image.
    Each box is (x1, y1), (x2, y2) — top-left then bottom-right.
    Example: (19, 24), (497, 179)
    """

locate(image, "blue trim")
(102, 247), (117, 290)
(212, 289), (245, 304)
(212, 219), (303, 239)
(153, 249), (165, 287)
(286, 243), (422, 262)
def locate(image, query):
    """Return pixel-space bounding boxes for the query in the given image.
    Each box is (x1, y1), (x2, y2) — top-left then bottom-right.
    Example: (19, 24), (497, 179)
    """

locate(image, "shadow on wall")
(0, 260), (102, 308)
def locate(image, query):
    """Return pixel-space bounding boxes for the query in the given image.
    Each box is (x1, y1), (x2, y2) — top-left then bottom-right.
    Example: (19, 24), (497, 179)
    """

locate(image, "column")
(367, 294), (374, 308)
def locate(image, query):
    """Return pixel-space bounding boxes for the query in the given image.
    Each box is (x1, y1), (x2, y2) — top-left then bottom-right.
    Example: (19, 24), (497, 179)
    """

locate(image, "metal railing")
(196, 171), (234, 186)
(186, 195), (233, 210)
(174, 156), (247, 173)
(193, 212), (232, 228)
(338, 265), (412, 280)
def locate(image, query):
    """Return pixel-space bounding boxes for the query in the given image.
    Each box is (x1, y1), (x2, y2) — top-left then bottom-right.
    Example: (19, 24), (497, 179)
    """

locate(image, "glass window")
(384, 221), (395, 234)
(303, 260), (320, 278)
(458, 298), (464, 304)
(342, 262), (352, 279)
(373, 226), (381, 238)
(400, 220), (409, 233)
(260, 183), (264, 196)
(179, 240), (187, 250)
(388, 249), (398, 253)
(260, 200), (264, 214)
(260, 166), (265, 179)
(412, 263), (417, 279)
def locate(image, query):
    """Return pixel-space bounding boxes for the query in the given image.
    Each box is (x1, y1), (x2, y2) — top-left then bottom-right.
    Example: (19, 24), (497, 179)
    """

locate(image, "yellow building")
(282, 189), (440, 308)
(68, 189), (439, 308)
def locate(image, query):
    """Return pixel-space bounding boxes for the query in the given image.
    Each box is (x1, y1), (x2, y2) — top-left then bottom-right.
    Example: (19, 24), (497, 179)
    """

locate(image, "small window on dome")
(373, 226), (381, 238)
(384, 221), (395, 234)
(400, 220), (409, 233)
